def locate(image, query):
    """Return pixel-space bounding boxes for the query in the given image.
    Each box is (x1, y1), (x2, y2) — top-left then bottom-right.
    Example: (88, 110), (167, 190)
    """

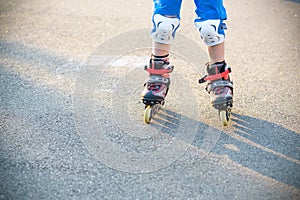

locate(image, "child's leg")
(151, 0), (182, 56)
(141, 1), (183, 107)
(208, 42), (225, 63)
(193, 0), (227, 62)
(194, 0), (233, 111)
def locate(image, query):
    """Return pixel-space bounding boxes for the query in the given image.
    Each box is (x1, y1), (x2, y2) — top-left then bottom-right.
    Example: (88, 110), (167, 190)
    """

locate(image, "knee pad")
(151, 14), (180, 44)
(194, 19), (226, 46)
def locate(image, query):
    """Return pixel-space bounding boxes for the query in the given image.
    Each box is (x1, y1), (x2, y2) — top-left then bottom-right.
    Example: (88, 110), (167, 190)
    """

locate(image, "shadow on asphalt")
(153, 109), (181, 138)
(0, 41), (75, 69)
(223, 113), (300, 188)
(284, 0), (300, 3)
(1, 41), (299, 195)
(0, 41), (91, 199)
(153, 109), (300, 189)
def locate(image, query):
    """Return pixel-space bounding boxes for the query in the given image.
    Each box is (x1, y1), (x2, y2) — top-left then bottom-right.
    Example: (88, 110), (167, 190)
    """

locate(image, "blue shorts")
(153, 0), (227, 20)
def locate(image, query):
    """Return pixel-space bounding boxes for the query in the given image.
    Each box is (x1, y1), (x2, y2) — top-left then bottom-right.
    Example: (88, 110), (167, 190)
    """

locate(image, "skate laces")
(147, 82), (162, 91)
(212, 85), (226, 95)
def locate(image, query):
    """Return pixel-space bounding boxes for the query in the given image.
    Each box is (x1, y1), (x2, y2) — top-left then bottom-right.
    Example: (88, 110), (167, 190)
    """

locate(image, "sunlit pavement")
(0, 0), (299, 199)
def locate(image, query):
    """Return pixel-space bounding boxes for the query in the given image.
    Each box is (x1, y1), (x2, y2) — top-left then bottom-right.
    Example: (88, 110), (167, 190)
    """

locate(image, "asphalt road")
(0, 0), (299, 199)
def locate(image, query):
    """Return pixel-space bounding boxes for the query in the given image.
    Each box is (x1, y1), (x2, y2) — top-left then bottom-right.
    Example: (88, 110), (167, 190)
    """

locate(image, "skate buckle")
(198, 75), (208, 84)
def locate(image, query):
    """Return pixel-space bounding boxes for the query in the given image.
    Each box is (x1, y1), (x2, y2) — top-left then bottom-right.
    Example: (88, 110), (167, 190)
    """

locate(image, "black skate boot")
(141, 55), (174, 123)
(199, 61), (233, 126)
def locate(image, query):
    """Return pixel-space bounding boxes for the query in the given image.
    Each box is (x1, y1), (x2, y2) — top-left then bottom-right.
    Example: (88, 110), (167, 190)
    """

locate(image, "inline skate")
(141, 55), (174, 124)
(199, 61), (233, 126)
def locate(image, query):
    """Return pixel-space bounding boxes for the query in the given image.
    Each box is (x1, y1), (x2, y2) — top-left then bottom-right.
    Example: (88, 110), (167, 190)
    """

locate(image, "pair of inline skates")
(141, 55), (233, 126)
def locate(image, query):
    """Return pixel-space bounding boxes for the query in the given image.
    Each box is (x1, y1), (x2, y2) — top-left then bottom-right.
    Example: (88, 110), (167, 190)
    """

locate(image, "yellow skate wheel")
(219, 110), (229, 126)
(144, 105), (152, 124)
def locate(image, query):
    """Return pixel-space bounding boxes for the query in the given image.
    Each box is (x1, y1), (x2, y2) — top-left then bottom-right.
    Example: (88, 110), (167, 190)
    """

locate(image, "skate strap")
(146, 67), (173, 75)
(199, 68), (231, 84)
(147, 75), (169, 84)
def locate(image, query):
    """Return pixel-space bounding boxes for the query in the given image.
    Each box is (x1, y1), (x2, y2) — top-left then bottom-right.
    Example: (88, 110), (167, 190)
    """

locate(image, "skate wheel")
(144, 105), (152, 124)
(219, 109), (230, 126)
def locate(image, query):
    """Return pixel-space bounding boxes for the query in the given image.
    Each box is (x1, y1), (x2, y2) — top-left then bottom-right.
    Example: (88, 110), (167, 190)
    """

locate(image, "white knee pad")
(151, 14), (180, 44)
(194, 19), (225, 46)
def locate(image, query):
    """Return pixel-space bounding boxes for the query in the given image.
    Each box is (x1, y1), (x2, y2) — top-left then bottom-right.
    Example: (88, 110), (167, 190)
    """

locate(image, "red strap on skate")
(199, 68), (231, 84)
(146, 67), (172, 75)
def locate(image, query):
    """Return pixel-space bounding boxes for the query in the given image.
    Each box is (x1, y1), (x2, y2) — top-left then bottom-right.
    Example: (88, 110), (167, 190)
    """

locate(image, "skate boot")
(199, 61), (233, 126)
(141, 55), (174, 124)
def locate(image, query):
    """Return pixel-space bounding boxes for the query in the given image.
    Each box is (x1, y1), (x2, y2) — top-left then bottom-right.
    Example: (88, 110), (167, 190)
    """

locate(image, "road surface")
(0, 0), (299, 199)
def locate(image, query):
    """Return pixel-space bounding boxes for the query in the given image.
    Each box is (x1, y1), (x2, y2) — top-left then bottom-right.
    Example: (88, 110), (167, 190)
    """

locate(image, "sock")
(214, 60), (226, 65)
(152, 54), (169, 59)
